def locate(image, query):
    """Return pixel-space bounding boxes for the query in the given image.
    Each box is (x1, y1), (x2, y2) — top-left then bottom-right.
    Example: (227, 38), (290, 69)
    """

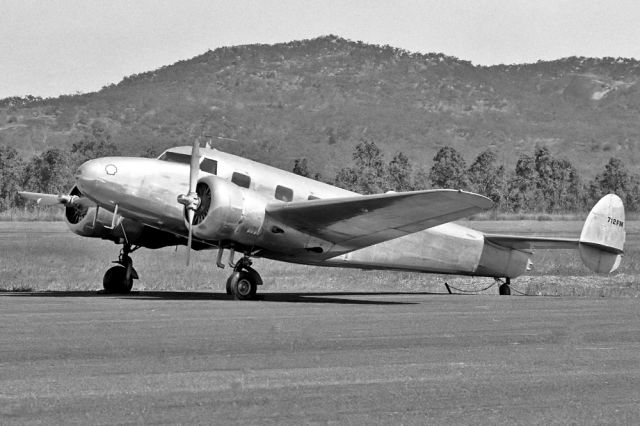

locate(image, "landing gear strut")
(226, 255), (262, 300)
(103, 244), (139, 294)
(498, 277), (511, 296)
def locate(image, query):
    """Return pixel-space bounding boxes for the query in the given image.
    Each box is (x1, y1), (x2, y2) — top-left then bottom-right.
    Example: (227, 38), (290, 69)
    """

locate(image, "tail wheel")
(498, 278), (511, 296)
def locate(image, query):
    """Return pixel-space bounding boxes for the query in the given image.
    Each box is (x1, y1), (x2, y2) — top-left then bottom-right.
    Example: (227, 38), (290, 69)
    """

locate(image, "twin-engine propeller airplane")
(19, 140), (626, 299)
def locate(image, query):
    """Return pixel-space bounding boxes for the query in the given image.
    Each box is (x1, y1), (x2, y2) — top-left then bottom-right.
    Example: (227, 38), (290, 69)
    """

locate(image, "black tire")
(225, 274), (234, 295)
(229, 271), (257, 300)
(499, 283), (511, 296)
(103, 266), (134, 294)
(244, 266), (263, 289)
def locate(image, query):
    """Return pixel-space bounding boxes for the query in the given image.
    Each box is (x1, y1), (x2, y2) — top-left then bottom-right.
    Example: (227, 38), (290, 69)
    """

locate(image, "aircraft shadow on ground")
(0, 290), (456, 305)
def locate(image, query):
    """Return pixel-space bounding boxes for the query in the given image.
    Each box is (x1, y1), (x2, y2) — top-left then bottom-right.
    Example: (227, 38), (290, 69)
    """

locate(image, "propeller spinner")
(176, 139), (202, 265)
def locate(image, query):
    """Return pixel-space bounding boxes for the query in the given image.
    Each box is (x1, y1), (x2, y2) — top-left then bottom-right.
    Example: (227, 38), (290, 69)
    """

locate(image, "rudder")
(579, 194), (625, 273)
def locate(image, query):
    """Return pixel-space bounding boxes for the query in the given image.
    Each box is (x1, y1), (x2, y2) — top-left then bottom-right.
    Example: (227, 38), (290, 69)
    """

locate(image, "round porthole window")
(105, 164), (118, 176)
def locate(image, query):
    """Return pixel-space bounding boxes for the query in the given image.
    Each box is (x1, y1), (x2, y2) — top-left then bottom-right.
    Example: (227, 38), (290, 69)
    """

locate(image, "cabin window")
(158, 152), (191, 164)
(200, 158), (218, 175)
(308, 195), (320, 201)
(232, 172), (251, 188)
(275, 185), (293, 202)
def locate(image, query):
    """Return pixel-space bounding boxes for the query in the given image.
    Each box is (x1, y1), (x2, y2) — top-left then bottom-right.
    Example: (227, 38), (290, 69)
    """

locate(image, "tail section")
(579, 194), (625, 273)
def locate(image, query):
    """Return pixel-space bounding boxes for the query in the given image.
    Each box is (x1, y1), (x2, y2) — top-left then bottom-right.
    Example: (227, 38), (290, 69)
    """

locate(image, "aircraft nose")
(76, 159), (98, 181)
(75, 159), (117, 193)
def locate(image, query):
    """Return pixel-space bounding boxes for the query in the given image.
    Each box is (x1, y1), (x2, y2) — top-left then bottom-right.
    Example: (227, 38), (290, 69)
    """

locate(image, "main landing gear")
(100, 242), (262, 299)
(103, 244), (139, 294)
(225, 255), (263, 300)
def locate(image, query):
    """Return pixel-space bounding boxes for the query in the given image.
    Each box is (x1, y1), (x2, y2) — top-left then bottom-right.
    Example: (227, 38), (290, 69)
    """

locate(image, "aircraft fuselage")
(74, 147), (531, 279)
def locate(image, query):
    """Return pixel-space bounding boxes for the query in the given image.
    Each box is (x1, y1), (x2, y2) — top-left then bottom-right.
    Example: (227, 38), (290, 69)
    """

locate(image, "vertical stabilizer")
(579, 194), (625, 273)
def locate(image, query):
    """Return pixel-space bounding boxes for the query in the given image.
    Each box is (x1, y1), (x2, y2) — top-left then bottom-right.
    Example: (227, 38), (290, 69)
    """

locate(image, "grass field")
(1, 221), (638, 297)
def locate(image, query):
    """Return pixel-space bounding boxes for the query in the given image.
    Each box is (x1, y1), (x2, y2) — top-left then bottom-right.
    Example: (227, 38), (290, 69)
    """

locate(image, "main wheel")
(103, 265), (134, 294)
(229, 271), (257, 300)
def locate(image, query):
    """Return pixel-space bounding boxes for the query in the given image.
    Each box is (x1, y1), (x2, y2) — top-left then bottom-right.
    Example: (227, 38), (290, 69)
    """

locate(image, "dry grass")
(0, 285), (33, 292)
(1, 221), (638, 297)
(0, 208), (64, 222)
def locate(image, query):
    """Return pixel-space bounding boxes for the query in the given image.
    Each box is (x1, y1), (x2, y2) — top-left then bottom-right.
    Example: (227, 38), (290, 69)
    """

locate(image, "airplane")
(19, 140), (626, 299)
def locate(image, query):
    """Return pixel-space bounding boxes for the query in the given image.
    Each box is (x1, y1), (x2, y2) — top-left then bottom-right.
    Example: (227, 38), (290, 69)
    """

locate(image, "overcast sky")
(2, 0), (640, 98)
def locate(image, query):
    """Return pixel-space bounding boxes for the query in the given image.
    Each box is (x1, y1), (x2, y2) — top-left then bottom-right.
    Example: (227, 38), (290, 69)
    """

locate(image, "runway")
(1, 292), (640, 424)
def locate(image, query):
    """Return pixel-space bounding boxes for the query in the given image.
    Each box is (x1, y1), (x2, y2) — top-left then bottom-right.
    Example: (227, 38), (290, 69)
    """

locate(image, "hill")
(2, 35), (640, 178)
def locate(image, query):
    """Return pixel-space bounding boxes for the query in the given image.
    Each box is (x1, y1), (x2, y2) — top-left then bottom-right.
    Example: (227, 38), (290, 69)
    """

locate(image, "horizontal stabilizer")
(483, 194), (625, 275)
(483, 235), (578, 251)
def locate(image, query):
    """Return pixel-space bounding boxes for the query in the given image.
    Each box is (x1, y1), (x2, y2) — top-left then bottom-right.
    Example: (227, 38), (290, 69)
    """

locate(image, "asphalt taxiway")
(1, 291), (639, 424)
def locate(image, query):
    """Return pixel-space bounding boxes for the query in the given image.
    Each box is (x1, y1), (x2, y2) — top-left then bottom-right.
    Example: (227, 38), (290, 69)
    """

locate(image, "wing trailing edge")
(266, 189), (493, 251)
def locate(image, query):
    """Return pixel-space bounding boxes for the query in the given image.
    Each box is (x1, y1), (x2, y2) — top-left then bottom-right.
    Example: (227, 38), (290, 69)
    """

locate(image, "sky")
(2, 0), (640, 99)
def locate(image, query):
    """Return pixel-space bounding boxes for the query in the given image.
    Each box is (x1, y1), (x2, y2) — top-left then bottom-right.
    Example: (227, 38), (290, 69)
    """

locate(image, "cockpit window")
(275, 185), (293, 202)
(158, 152), (191, 164)
(200, 158), (218, 175)
(158, 152), (218, 175)
(232, 172), (251, 188)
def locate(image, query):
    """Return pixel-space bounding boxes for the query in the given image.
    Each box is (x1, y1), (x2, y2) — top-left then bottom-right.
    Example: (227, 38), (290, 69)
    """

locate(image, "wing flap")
(266, 189), (493, 250)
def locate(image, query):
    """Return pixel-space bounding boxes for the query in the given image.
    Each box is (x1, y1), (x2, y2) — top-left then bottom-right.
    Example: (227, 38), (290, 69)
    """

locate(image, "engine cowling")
(190, 175), (267, 246)
(64, 186), (117, 239)
(64, 186), (147, 244)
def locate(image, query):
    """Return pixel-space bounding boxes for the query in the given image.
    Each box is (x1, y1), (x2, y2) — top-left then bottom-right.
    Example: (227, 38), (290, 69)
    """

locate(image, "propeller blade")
(188, 139), (201, 194)
(186, 208), (194, 266)
(18, 191), (68, 206)
(179, 138), (202, 266)
(18, 191), (96, 207)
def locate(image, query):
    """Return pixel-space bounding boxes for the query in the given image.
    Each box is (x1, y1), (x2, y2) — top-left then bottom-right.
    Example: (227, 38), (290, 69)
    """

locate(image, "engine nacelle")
(64, 186), (118, 240)
(191, 176), (267, 246)
(64, 186), (148, 244)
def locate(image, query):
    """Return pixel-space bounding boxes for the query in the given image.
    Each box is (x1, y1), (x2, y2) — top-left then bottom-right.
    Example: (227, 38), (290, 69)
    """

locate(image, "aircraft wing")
(265, 189), (493, 250)
(483, 234), (579, 251)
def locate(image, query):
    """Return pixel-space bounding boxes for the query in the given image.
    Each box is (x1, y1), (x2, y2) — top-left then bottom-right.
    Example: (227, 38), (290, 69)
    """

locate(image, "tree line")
(1, 137), (638, 214)
(0, 121), (119, 211)
(294, 140), (640, 213)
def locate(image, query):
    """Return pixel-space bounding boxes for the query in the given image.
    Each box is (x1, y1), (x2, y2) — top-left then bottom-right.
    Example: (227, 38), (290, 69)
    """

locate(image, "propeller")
(177, 139), (201, 265)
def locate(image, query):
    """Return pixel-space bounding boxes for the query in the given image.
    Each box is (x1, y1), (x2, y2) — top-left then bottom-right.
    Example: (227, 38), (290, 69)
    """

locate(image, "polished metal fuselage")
(75, 147), (529, 278)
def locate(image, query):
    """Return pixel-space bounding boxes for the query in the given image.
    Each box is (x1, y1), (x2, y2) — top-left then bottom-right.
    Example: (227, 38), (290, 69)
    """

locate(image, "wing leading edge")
(266, 189), (493, 251)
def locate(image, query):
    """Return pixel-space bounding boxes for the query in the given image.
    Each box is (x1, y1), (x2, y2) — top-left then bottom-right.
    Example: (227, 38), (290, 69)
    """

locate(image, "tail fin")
(579, 194), (625, 273)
